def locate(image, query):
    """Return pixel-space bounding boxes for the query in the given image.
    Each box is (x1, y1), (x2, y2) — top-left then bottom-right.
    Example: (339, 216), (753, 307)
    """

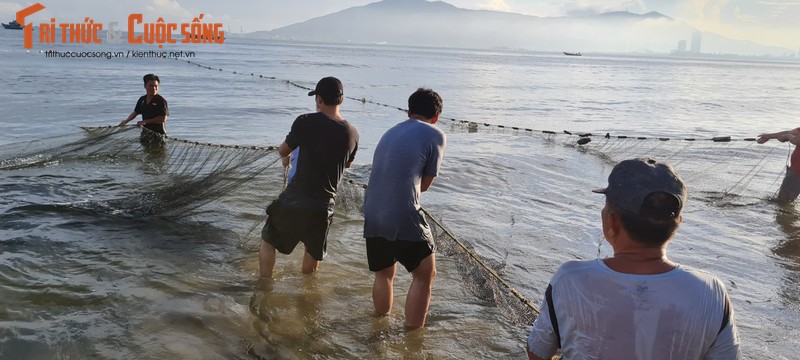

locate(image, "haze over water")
(1, 30), (800, 358)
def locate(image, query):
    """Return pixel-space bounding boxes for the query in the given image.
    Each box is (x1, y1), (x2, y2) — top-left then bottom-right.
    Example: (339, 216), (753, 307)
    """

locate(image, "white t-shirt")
(527, 259), (741, 360)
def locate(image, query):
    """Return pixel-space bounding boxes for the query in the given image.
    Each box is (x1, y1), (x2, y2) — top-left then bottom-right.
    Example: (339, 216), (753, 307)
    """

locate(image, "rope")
(420, 207), (541, 316)
(156, 57), (788, 317)
(169, 58), (761, 144)
(341, 179), (540, 316)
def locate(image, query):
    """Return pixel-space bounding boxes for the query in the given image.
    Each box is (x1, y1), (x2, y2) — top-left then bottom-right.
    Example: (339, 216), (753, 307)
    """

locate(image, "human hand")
(118, 120), (128, 127)
(136, 121), (145, 126)
(756, 135), (769, 144)
(281, 156), (290, 168)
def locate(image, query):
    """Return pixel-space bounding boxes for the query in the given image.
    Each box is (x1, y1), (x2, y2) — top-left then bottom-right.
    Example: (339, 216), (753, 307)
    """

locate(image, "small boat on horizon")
(563, 51), (582, 56)
(2, 20), (23, 30)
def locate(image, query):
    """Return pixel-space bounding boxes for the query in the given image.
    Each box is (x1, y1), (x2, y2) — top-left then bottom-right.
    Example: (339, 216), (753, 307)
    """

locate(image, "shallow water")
(1, 30), (800, 358)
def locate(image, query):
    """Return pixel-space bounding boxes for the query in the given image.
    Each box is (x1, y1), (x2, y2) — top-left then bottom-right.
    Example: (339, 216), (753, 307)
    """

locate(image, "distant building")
(677, 40), (687, 53)
(691, 31), (702, 53)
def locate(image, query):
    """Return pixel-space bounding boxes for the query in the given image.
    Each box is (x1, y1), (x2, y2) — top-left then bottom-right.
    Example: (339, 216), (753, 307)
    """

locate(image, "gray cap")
(593, 158), (687, 218)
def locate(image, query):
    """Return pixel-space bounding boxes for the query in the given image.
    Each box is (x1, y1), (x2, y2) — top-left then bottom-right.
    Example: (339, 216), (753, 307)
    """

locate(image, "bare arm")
(118, 111), (138, 126)
(758, 127), (800, 143)
(782, 134), (800, 146)
(278, 142), (293, 158)
(421, 175), (436, 192)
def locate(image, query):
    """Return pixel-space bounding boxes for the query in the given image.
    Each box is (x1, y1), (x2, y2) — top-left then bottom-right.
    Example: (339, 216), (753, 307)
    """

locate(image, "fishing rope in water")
(169, 57), (762, 145)
(342, 179), (540, 317)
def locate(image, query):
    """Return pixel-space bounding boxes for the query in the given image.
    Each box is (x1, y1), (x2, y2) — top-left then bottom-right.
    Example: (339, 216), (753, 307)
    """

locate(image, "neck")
(318, 105), (343, 120)
(603, 247), (675, 275)
(409, 114), (432, 123)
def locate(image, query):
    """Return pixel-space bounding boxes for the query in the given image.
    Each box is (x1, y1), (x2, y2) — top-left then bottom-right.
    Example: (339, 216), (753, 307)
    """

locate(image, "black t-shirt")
(134, 94), (169, 134)
(284, 112), (359, 201)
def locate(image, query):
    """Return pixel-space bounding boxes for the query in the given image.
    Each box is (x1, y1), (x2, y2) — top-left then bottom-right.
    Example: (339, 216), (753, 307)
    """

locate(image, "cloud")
(145, 0), (193, 20)
(0, 1), (23, 21)
(0, 1), (22, 13)
(479, 0), (512, 12)
(556, 0), (647, 16)
(757, 1), (800, 5)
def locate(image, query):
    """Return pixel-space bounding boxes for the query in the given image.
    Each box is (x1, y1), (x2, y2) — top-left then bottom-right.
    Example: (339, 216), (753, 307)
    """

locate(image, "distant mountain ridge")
(248, 0), (793, 56)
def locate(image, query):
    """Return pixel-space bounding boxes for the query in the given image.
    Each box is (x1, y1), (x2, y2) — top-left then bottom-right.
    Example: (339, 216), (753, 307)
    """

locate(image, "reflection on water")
(774, 208), (800, 306)
(143, 141), (168, 169)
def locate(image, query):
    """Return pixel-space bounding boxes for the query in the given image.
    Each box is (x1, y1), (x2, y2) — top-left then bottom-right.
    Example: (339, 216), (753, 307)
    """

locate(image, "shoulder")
(673, 264), (729, 290)
(154, 94), (167, 103)
(549, 259), (602, 284)
(293, 112), (315, 124)
(296, 112), (327, 122)
(420, 121), (445, 142)
(426, 123), (445, 139)
(406, 120), (446, 139)
(137, 95), (147, 103)
(340, 118), (359, 133)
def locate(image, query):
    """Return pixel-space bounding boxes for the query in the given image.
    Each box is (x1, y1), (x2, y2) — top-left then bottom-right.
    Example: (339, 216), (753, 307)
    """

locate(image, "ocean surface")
(1, 28), (800, 359)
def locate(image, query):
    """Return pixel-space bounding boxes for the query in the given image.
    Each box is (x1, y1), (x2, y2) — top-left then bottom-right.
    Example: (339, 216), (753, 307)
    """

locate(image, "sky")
(1, 0), (798, 50)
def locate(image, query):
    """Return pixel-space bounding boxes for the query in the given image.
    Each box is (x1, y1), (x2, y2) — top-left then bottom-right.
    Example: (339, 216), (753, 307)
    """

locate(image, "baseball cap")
(593, 158), (687, 218)
(308, 76), (343, 98)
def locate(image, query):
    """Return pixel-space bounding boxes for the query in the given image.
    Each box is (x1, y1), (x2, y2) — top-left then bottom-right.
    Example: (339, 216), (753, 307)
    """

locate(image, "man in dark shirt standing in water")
(119, 73), (169, 144)
(259, 76), (359, 278)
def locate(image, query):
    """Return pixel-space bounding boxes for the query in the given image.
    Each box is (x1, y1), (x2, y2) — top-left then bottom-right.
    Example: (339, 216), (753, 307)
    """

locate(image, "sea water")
(1, 30), (799, 358)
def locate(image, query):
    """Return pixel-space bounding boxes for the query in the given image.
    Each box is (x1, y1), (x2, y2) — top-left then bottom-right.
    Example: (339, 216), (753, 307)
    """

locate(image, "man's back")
(284, 112), (359, 201)
(528, 259), (740, 360)
(363, 119), (445, 242)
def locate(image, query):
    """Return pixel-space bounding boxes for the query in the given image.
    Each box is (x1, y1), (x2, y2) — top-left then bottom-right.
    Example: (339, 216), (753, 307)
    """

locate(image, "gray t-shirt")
(363, 119), (446, 242)
(528, 259), (741, 360)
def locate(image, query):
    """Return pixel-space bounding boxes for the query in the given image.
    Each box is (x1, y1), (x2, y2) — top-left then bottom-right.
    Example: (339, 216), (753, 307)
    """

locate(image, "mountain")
(248, 0), (794, 56)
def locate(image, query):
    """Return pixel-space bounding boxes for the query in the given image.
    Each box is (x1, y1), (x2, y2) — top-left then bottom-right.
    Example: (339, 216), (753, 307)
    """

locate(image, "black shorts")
(366, 237), (435, 273)
(261, 193), (335, 261)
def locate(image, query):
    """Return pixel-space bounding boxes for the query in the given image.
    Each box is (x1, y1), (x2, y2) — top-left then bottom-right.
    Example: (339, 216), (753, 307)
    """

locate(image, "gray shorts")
(778, 168), (800, 204)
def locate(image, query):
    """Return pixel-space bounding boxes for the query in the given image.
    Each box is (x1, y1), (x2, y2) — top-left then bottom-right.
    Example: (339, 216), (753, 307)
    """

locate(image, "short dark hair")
(609, 192), (682, 247)
(320, 93), (343, 106)
(143, 73), (160, 85)
(408, 88), (442, 119)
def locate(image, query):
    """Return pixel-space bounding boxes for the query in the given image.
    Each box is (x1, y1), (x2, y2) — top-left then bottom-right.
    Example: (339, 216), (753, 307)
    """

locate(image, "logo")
(16, 3), (225, 49)
(17, 3), (45, 48)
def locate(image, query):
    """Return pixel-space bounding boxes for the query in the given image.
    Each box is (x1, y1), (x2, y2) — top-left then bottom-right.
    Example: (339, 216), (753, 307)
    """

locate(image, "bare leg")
(777, 168), (800, 204)
(373, 264), (397, 316)
(405, 254), (436, 329)
(302, 248), (320, 274)
(259, 241), (277, 278)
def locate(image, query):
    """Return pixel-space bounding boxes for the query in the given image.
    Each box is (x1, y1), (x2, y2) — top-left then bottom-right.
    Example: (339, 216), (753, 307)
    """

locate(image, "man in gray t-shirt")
(363, 88), (446, 330)
(527, 158), (740, 359)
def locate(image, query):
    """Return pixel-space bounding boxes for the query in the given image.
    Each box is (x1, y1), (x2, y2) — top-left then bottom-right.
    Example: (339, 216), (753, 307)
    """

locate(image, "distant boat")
(2, 20), (23, 30)
(563, 51), (582, 56)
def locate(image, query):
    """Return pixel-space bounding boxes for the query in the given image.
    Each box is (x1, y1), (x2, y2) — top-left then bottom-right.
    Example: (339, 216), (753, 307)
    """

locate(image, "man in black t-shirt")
(259, 76), (359, 278)
(119, 73), (169, 143)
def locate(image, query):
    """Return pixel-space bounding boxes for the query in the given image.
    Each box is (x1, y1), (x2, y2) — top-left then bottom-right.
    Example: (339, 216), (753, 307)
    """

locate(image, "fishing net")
(0, 126), (283, 239)
(443, 122), (790, 206)
(1, 58), (792, 327)
(0, 117), (791, 327)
